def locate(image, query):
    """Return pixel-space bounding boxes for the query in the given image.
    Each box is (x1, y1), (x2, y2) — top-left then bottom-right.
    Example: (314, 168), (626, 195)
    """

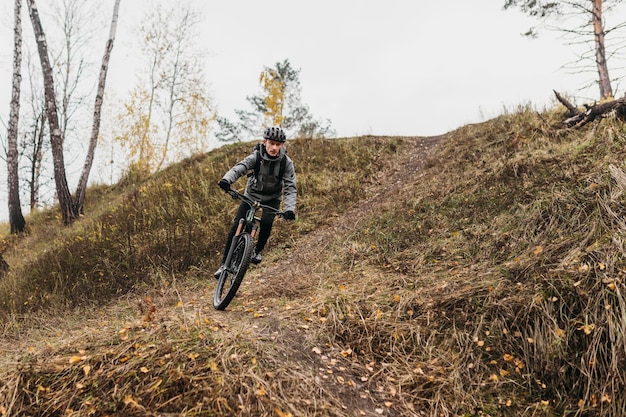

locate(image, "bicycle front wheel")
(213, 232), (254, 310)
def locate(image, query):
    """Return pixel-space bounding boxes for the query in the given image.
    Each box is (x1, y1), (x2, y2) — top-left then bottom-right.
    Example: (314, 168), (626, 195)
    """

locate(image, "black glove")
(218, 179), (230, 192)
(284, 210), (296, 221)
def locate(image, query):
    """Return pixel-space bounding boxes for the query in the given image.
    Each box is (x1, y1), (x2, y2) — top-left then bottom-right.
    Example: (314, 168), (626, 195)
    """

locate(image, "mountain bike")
(213, 189), (284, 310)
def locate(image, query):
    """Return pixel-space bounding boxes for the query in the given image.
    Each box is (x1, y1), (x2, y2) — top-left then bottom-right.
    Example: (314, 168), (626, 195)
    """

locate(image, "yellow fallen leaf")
(578, 323), (595, 335)
(503, 354), (514, 362)
(82, 365), (91, 376)
(69, 356), (84, 364)
(124, 395), (142, 408)
(207, 360), (219, 372)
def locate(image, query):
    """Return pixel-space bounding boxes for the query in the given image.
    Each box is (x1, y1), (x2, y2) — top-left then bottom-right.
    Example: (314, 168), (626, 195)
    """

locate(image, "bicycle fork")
(223, 219), (258, 271)
(223, 219), (245, 272)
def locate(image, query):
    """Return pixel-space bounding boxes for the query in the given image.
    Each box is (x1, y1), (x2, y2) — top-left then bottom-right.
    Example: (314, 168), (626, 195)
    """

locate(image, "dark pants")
(221, 198), (280, 264)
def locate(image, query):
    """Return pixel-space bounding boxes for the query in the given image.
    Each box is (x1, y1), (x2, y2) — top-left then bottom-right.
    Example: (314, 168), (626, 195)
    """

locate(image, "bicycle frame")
(214, 190), (283, 310)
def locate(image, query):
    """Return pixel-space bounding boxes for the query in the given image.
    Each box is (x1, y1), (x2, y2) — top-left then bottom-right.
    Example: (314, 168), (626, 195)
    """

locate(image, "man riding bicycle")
(215, 126), (297, 278)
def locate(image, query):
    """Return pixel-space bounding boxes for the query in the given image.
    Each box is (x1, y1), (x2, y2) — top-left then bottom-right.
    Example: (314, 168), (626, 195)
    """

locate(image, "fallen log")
(554, 90), (626, 128)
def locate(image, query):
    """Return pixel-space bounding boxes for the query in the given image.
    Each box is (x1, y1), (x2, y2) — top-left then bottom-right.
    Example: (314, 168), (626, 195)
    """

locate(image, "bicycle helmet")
(263, 126), (286, 142)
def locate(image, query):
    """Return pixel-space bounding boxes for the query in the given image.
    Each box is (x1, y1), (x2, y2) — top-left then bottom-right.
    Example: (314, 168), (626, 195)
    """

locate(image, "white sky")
(0, 0), (625, 221)
(104, 0), (620, 138)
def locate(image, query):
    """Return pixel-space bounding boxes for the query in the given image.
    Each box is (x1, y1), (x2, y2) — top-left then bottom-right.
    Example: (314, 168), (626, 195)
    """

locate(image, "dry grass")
(2, 106), (626, 416)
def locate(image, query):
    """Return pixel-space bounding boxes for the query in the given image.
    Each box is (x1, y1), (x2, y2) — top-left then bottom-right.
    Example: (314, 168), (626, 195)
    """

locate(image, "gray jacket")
(222, 144), (297, 212)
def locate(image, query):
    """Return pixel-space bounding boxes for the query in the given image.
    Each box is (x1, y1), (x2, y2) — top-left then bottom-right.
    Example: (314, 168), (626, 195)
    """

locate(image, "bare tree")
(19, 48), (50, 211)
(48, 0), (99, 146)
(73, 0), (121, 215)
(26, 0), (74, 224)
(7, 0), (26, 234)
(504, 0), (626, 100)
(25, 0), (121, 224)
(116, 3), (214, 173)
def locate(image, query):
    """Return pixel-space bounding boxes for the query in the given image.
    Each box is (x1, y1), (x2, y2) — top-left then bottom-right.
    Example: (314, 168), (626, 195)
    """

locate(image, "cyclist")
(215, 126), (297, 278)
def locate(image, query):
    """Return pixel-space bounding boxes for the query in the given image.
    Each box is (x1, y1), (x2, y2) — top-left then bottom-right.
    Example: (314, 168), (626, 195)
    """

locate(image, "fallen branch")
(554, 91), (626, 128)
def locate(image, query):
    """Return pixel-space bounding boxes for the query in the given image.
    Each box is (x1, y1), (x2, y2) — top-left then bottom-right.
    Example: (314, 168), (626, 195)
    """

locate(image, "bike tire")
(213, 232), (254, 310)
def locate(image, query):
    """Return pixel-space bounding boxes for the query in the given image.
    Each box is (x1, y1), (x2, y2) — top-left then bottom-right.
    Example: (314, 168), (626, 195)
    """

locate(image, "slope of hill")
(2, 106), (626, 416)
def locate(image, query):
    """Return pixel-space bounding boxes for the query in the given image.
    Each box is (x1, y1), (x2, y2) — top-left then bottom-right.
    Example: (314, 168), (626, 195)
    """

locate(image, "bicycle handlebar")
(226, 189), (285, 217)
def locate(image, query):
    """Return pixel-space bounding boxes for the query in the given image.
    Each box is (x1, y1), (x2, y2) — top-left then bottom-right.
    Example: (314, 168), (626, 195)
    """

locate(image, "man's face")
(264, 139), (284, 157)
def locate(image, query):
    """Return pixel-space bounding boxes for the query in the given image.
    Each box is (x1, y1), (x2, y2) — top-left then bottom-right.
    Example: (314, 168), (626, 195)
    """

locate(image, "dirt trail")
(240, 135), (444, 301)
(204, 135), (446, 415)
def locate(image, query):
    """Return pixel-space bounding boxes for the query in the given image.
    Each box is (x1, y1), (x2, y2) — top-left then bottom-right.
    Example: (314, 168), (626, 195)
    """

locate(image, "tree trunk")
(7, 0), (26, 234)
(29, 113), (46, 210)
(26, 0), (76, 225)
(592, 0), (613, 100)
(73, 0), (121, 215)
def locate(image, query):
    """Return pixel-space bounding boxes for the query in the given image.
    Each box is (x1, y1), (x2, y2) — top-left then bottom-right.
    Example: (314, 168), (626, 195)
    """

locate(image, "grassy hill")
(1, 105), (626, 416)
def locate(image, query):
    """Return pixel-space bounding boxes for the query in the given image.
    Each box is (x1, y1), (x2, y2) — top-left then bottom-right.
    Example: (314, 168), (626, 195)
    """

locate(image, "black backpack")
(249, 143), (287, 182)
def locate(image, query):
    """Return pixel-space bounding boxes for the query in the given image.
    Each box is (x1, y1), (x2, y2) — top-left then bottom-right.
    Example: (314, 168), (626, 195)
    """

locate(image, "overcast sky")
(1, 0), (625, 220)
(104, 0), (622, 138)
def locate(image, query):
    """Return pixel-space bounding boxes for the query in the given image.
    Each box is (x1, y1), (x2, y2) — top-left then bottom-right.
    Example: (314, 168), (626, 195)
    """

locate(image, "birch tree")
(73, 0), (121, 215)
(7, 0), (26, 234)
(25, 0), (121, 224)
(26, 0), (75, 224)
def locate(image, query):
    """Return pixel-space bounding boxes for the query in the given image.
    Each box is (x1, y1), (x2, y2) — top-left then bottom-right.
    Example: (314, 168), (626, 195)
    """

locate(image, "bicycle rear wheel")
(213, 232), (254, 310)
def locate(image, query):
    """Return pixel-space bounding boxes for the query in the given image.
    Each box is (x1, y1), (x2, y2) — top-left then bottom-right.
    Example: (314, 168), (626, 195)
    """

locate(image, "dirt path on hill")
(208, 135), (446, 416)
(245, 135), (445, 301)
